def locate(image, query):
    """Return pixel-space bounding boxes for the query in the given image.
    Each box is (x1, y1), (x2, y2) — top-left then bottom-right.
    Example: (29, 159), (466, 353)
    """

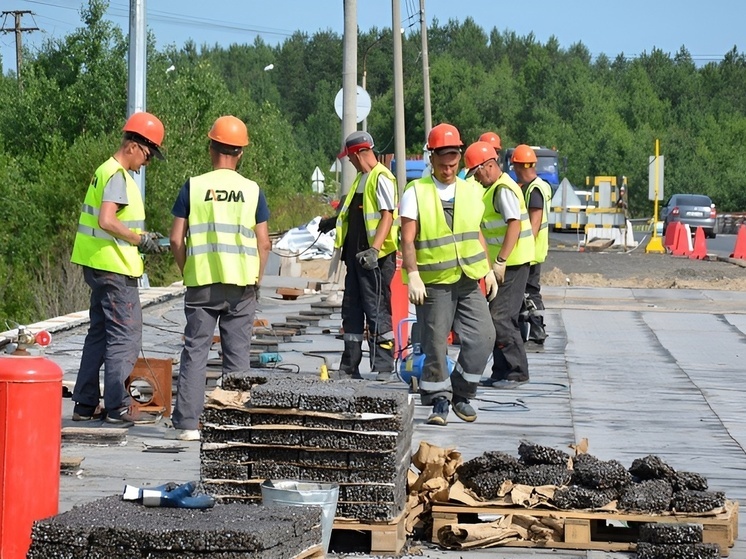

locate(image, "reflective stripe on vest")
(335, 163), (399, 257)
(183, 169), (260, 287)
(481, 174), (535, 266)
(526, 177), (551, 264)
(407, 177), (489, 285)
(70, 157), (145, 277)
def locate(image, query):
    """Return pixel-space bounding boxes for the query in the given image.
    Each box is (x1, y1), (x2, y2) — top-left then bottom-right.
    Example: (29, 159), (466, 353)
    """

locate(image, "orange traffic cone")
(730, 224), (746, 259)
(670, 223), (692, 256)
(689, 227), (707, 260)
(664, 221), (678, 250)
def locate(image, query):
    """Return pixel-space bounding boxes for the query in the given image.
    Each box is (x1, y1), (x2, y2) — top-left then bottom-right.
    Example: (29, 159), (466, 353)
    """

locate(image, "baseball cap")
(337, 131), (374, 159)
(432, 146), (461, 156)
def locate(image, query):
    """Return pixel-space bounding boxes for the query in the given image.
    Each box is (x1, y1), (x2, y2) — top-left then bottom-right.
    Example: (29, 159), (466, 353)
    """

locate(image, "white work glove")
(492, 258), (507, 285)
(407, 271), (427, 305)
(484, 270), (498, 302)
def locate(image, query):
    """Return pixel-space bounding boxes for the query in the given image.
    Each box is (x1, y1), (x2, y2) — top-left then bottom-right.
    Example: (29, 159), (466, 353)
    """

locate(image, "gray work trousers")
(490, 262), (530, 381)
(417, 274), (495, 404)
(172, 283), (258, 430)
(72, 266), (142, 413)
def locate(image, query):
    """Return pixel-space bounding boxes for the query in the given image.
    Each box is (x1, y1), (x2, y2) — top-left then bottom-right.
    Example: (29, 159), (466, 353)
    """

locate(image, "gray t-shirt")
(102, 171), (128, 206)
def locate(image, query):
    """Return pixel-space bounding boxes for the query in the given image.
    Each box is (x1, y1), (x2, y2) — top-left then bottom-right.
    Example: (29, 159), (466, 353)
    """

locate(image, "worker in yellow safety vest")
(318, 131), (399, 381)
(512, 144), (552, 345)
(400, 123), (498, 426)
(70, 111), (166, 426)
(464, 141), (535, 389)
(167, 116), (271, 442)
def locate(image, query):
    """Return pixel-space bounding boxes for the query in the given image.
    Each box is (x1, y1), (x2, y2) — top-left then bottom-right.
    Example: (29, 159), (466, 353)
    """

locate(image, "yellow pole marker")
(646, 138), (665, 254)
(319, 364), (329, 380)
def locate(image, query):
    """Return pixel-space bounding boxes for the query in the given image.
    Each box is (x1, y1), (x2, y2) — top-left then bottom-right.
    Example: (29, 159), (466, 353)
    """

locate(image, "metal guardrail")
(626, 215), (746, 234)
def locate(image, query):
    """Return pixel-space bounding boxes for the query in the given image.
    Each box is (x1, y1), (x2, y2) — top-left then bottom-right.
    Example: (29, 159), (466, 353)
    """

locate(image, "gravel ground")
(543, 248), (746, 290)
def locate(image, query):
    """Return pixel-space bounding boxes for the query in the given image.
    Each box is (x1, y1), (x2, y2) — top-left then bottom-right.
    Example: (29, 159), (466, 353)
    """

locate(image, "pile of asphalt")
(201, 373), (414, 521)
(27, 496), (321, 558)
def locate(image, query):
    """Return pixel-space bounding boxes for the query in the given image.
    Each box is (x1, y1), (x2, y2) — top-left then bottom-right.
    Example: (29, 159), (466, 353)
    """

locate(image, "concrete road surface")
(33, 274), (746, 559)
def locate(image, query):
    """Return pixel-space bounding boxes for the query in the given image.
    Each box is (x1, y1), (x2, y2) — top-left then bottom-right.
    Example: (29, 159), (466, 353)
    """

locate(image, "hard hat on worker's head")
(123, 111), (165, 159)
(337, 130), (374, 159)
(208, 115), (249, 147)
(464, 141), (498, 177)
(427, 123), (463, 155)
(479, 131), (502, 151)
(511, 144), (537, 165)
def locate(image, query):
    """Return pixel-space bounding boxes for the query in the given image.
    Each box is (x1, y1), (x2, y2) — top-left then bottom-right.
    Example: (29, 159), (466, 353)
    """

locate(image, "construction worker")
(464, 141), (535, 389)
(318, 131), (399, 381)
(479, 131), (502, 164)
(70, 111), (166, 426)
(167, 116), (271, 441)
(512, 144), (552, 345)
(400, 123), (498, 426)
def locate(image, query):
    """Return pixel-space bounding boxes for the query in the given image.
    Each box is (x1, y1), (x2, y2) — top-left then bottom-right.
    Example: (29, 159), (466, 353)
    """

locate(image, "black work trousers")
(525, 262), (545, 331)
(340, 251), (396, 376)
(490, 262), (530, 381)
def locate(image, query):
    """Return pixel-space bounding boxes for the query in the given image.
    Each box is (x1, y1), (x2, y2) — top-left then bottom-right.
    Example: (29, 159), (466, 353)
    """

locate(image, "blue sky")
(1, 0), (743, 74)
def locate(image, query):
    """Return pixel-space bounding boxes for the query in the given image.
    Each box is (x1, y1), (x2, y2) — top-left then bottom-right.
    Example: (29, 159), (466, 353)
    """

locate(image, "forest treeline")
(0, 0), (745, 323)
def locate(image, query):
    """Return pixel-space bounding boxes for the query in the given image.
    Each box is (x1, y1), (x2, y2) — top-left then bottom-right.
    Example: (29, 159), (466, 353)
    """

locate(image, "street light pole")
(361, 35), (384, 133)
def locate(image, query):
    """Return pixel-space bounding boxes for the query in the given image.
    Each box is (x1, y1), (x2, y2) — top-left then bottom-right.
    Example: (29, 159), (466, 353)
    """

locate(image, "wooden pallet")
(293, 544), (323, 559)
(431, 500), (738, 556)
(331, 510), (407, 555)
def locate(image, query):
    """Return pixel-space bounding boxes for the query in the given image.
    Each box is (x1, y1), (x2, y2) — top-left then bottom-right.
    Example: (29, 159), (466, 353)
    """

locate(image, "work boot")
(72, 403), (105, 422)
(105, 405), (162, 426)
(452, 397), (477, 422)
(375, 371), (397, 382)
(164, 428), (201, 441)
(426, 397), (450, 426)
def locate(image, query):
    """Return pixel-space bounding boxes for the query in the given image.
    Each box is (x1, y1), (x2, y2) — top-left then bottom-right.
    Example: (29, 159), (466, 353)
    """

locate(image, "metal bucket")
(261, 479), (339, 554)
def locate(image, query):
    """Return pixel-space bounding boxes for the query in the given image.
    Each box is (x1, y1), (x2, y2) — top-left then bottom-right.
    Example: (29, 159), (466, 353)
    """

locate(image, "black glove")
(138, 233), (160, 254)
(356, 247), (379, 270)
(318, 216), (336, 234)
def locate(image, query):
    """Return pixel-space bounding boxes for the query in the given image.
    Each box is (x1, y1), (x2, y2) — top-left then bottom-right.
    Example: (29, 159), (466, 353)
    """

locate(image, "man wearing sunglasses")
(70, 111), (166, 426)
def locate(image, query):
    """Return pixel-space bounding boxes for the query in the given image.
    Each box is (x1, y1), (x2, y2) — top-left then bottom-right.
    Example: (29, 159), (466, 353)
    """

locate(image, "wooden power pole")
(1, 10), (39, 84)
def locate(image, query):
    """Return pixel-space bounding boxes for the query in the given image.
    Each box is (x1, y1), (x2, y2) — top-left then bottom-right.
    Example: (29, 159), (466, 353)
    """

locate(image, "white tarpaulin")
(274, 216), (336, 260)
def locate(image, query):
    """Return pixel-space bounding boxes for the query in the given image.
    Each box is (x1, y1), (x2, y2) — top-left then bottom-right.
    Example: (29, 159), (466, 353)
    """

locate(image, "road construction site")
(17, 244), (742, 558)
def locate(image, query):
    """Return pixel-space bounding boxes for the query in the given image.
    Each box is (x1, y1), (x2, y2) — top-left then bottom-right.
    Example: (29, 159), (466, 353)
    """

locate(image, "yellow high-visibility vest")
(183, 169), (260, 287)
(406, 176), (489, 285)
(481, 173), (535, 266)
(71, 157), (144, 277)
(334, 163), (399, 257)
(525, 177), (552, 263)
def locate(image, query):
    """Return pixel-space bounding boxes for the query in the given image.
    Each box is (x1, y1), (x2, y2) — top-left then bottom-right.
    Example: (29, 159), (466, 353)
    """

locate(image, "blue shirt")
(171, 178), (270, 223)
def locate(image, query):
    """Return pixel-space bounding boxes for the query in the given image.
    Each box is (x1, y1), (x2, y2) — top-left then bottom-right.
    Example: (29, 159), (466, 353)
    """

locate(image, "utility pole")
(128, 0), (147, 198)
(1, 10), (39, 86)
(341, 0), (358, 195)
(392, 0), (406, 198)
(419, 0), (432, 141)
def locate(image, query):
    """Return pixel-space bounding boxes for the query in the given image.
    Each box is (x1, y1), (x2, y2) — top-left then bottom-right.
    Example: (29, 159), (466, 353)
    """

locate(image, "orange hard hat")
(123, 111), (165, 148)
(479, 131), (502, 150)
(427, 123), (463, 151)
(464, 141), (497, 176)
(511, 144), (537, 164)
(208, 115), (249, 147)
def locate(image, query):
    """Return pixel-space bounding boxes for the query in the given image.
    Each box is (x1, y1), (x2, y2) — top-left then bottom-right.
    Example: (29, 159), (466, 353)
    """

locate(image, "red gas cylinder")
(0, 355), (62, 559)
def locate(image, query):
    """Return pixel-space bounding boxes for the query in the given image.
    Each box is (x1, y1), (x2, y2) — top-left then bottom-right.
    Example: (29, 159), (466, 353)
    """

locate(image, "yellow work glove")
(407, 271), (427, 305)
(492, 258), (507, 285)
(484, 270), (498, 302)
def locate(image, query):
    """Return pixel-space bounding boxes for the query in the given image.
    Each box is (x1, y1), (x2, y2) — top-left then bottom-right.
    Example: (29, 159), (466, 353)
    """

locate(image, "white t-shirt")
(495, 185), (521, 221)
(357, 172), (397, 212)
(399, 177), (456, 221)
